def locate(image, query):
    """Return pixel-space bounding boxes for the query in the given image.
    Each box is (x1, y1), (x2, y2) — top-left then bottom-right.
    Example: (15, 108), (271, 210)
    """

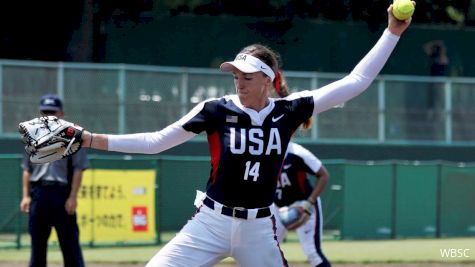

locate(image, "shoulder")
(272, 91), (315, 110)
(274, 90), (314, 102)
(194, 95), (238, 111)
(288, 142), (307, 154)
(289, 143), (318, 161)
(179, 95), (241, 126)
(180, 97), (224, 121)
(286, 143), (306, 161)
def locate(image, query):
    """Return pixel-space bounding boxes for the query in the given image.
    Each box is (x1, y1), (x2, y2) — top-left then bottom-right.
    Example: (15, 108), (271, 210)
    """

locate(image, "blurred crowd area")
(0, 0), (474, 58)
(103, 0), (475, 27)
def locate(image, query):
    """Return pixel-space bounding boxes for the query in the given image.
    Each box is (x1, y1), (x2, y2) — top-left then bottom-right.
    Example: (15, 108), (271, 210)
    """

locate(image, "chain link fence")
(1, 59), (475, 144)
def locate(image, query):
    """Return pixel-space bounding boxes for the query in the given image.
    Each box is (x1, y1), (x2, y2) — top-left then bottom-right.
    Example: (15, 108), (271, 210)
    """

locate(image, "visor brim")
(220, 61), (260, 74)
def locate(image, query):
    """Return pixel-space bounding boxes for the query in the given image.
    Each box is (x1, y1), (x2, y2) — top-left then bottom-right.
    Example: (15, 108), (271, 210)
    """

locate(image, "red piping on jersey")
(208, 132), (221, 184)
(297, 171), (306, 194)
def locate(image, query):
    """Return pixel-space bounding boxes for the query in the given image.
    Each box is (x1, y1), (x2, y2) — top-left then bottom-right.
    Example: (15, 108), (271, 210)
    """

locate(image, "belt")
(31, 180), (68, 187)
(203, 197), (271, 220)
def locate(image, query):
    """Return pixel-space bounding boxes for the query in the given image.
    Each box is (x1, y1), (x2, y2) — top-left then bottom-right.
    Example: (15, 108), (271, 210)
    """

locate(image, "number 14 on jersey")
(243, 161), (260, 181)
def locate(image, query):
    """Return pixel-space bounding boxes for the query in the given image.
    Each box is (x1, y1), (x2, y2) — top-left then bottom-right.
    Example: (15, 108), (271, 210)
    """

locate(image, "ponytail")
(273, 70), (290, 98)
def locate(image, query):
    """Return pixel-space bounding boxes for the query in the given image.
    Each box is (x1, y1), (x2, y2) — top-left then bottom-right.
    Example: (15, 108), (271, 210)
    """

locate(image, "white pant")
(146, 204), (288, 267)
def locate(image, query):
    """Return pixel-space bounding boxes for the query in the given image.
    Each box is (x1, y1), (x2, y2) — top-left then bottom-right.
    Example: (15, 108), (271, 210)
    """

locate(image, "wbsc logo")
(440, 248), (471, 258)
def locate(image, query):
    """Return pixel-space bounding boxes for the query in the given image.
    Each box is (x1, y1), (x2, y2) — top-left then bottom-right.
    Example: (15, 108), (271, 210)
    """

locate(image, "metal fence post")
(444, 80), (452, 143)
(311, 73), (318, 140)
(180, 70), (189, 117)
(118, 64), (126, 134)
(378, 78), (386, 142)
(57, 62), (65, 98)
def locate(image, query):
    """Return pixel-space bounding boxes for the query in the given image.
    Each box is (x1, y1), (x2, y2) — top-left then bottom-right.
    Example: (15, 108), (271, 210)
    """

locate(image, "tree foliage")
(98, 0), (475, 28)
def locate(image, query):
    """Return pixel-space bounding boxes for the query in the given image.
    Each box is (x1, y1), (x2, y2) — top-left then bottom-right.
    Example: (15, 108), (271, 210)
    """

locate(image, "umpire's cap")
(39, 94), (63, 112)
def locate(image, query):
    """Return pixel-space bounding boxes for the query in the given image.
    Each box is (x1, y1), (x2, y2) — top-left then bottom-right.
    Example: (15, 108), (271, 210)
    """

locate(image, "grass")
(322, 238), (475, 264)
(1, 233), (474, 264)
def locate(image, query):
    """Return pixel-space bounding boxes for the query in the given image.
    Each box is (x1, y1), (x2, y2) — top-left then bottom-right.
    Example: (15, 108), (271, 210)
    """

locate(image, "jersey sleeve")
(107, 122), (196, 154)
(292, 143), (322, 174)
(107, 99), (217, 154)
(72, 149), (90, 171)
(178, 98), (218, 134)
(279, 92), (315, 128)
(21, 153), (32, 172)
(311, 29), (400, 114)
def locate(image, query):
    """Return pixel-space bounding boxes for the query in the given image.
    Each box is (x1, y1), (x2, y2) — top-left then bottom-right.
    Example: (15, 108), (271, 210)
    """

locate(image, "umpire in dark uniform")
(20, 94), (89, 267)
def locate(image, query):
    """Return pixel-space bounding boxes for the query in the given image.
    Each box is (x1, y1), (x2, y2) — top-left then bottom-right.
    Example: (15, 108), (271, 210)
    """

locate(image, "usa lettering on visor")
(232, 53), (276, 81)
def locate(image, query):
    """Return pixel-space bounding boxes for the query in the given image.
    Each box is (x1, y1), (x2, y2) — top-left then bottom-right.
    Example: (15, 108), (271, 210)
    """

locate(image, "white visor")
(220, 53), (275, 81)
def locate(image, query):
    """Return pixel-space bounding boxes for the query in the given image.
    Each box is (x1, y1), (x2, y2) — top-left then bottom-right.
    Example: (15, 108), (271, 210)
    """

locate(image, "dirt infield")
(1, 263), (475, 267)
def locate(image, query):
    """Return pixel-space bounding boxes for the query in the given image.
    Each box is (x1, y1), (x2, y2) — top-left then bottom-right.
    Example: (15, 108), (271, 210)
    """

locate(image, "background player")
(20, 94), (89, 267)
(21, 5), (412, 267)
(270, 54), (331, 267)
(273, 141), (331, 267)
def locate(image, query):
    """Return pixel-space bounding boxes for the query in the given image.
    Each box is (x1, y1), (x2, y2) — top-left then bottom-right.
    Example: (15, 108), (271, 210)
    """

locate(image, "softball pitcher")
(21, 6), (411, 267)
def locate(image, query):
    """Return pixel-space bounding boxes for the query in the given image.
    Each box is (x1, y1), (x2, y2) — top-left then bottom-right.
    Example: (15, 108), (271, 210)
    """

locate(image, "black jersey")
(108, 30), (400, 209)
(181, 94), (314, 208)
(274, 142), (322, 207)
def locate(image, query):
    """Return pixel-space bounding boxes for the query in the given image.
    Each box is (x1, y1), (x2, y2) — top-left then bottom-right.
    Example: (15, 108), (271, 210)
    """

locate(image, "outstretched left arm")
(82, 122), (196, 154)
